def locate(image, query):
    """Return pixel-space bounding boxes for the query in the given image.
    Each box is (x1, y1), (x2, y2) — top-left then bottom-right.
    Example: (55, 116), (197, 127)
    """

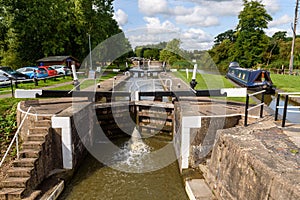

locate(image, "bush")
(0, 100), (18, 156)
(171, 60), (193, 69)
(267, 60), (289, 69)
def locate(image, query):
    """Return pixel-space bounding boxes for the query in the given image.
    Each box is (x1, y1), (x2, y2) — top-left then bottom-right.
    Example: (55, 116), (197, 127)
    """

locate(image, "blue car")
(0, 66), (30, 80)
(17, 66), (48, 79)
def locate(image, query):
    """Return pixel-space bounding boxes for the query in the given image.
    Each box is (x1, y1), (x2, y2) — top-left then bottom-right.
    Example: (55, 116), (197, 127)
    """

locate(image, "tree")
(143, 49), (160, 60)
(209, 39), (235, 70)
(0, 0), (123, 68)
(214, 29), (236, 46)
(159, 39), (183, 65)
(134, 42), (167, 59)
(232, 0), (272, 68)
(272, 31), (287, 41)
(265, 31), (288, 66)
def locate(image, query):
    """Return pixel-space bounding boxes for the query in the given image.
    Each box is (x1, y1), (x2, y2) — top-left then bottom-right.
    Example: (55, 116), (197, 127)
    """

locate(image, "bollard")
(282, 95), (289, 127)
(244, 94), (250, 126)
(275, 93), (280, 121)
(71, 62), (80, 91)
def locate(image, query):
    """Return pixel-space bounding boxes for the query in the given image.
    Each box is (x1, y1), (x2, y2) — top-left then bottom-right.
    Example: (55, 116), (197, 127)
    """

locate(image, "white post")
(52, 116), (73, 169)
(192, 64), (197, 80)
(71, 64), (78, 81)
(181, 116), (202, 170)
(71, 63), (80, 91)
(186, 68), (189, 79)
(148, 60), (151, 70)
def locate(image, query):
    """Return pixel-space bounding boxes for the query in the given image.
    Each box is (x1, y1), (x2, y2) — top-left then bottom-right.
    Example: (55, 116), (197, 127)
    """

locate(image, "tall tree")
(0, 0), (123, 68)
(214, 29), (236, 46)
(232, 0), (272, 68)
(159, 39), (184, 65)
(265, 31), (287, 66)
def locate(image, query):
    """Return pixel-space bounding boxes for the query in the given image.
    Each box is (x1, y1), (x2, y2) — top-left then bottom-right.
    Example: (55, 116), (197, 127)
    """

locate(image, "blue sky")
(113, 0), (297, 50)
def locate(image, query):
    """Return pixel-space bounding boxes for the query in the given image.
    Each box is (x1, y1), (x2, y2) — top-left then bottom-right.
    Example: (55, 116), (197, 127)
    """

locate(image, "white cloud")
(144, 17), (180, 32)
(198, 0), (243, 16)
(180, 28), (214, 50)
(127, 0), (289, 50)
(262, 0), (280, 14)
(176, 11), (219, 27)
(126, 17), (213, 50)
(127, 18), (180, 47)
(138, 0), (169, 16)
(265, 27), (288, 37)
(138, 0), (242, 28)
(181, 28), (213, 42)
(113, 9), (128, 26)
(269, 14), (292, 27)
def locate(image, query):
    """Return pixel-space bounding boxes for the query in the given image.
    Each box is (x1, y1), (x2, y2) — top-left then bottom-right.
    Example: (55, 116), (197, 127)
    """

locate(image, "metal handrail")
(275, 92), (300, 127)
(0, 106), (32, 167)
(244, 90), (266, 126)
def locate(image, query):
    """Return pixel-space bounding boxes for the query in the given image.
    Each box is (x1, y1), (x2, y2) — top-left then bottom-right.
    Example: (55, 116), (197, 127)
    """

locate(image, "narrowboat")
(226, 62), (275, 93)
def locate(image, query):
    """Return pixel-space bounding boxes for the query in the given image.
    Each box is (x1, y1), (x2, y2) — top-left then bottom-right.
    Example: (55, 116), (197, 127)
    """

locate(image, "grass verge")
(271, 74), (300, 92)
(0, 98), (21, 158)
(174, 71), (251, 103)
(0, 76), (73, 94)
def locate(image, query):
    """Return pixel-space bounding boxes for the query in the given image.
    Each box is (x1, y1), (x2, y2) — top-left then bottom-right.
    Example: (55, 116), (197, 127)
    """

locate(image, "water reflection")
(264, 94), (300, 124)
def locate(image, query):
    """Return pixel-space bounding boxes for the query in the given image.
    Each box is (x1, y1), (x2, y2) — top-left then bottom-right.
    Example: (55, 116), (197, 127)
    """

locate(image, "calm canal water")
(262, 94), (300, 124)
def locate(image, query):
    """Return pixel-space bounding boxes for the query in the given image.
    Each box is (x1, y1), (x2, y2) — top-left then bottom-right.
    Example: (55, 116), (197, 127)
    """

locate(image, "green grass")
(174, 71), (235, 90)
(0, 76), (73, 94)
(0, 98), (21, 155)
(174, 71), (253, 103)
(271, 74), (300, 92)
(0, 72), (120, 92)
(0, 98), (22, 114)
(52, 72), (119, 90)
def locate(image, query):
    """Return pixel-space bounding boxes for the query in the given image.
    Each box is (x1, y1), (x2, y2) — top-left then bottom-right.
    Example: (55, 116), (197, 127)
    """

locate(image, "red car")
(38, 66), (58, 76)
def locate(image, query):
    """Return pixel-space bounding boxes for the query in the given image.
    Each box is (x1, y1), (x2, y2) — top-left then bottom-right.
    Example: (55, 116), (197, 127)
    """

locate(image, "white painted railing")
(275, 92), (300, 127)
(244, 90), (266, 126)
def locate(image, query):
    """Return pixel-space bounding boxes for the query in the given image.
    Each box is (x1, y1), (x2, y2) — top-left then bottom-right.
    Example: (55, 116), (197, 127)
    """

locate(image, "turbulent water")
(58, 74), (189, 199)
(58, 134), (188, 200)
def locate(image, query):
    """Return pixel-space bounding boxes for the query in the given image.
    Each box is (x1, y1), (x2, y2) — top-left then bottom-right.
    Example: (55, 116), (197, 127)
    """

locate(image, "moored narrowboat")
(226, 62), (275, 93)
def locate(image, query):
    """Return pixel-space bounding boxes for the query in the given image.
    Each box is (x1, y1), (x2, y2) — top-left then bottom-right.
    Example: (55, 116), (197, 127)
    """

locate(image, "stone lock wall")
(204, 125), (300, 200)
(189, 116), (241, 167)
(173, 101), (241, 169)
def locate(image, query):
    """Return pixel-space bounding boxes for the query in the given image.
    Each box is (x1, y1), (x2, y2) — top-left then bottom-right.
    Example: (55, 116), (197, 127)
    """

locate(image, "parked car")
(51, 65), (71, 75)
(0, 66), (30, 80)
(38, 66), (58, 76)
(0, 74), (10, 87)
(0, 74), (9, 82)
(17, 66), (48, 79)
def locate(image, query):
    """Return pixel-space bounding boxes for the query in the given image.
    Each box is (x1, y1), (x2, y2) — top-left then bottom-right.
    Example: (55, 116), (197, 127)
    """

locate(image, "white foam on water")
(112, 127), (152, 171)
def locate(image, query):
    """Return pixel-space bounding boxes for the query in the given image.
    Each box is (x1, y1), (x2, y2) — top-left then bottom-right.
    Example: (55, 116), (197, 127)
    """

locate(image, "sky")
(112, 0), (297, 50)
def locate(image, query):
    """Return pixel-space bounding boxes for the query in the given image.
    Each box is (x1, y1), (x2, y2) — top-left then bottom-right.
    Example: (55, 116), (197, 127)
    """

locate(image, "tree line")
(1, 0), (297, 72)
(0, 0), (125, 69)
(209, 0), (297, 71)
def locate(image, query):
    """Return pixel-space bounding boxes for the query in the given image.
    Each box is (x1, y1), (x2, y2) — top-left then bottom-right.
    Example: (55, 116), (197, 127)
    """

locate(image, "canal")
(262, 94), (300, 124)
(58, 137), (188, 200)
(58, 74), (189, 200)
